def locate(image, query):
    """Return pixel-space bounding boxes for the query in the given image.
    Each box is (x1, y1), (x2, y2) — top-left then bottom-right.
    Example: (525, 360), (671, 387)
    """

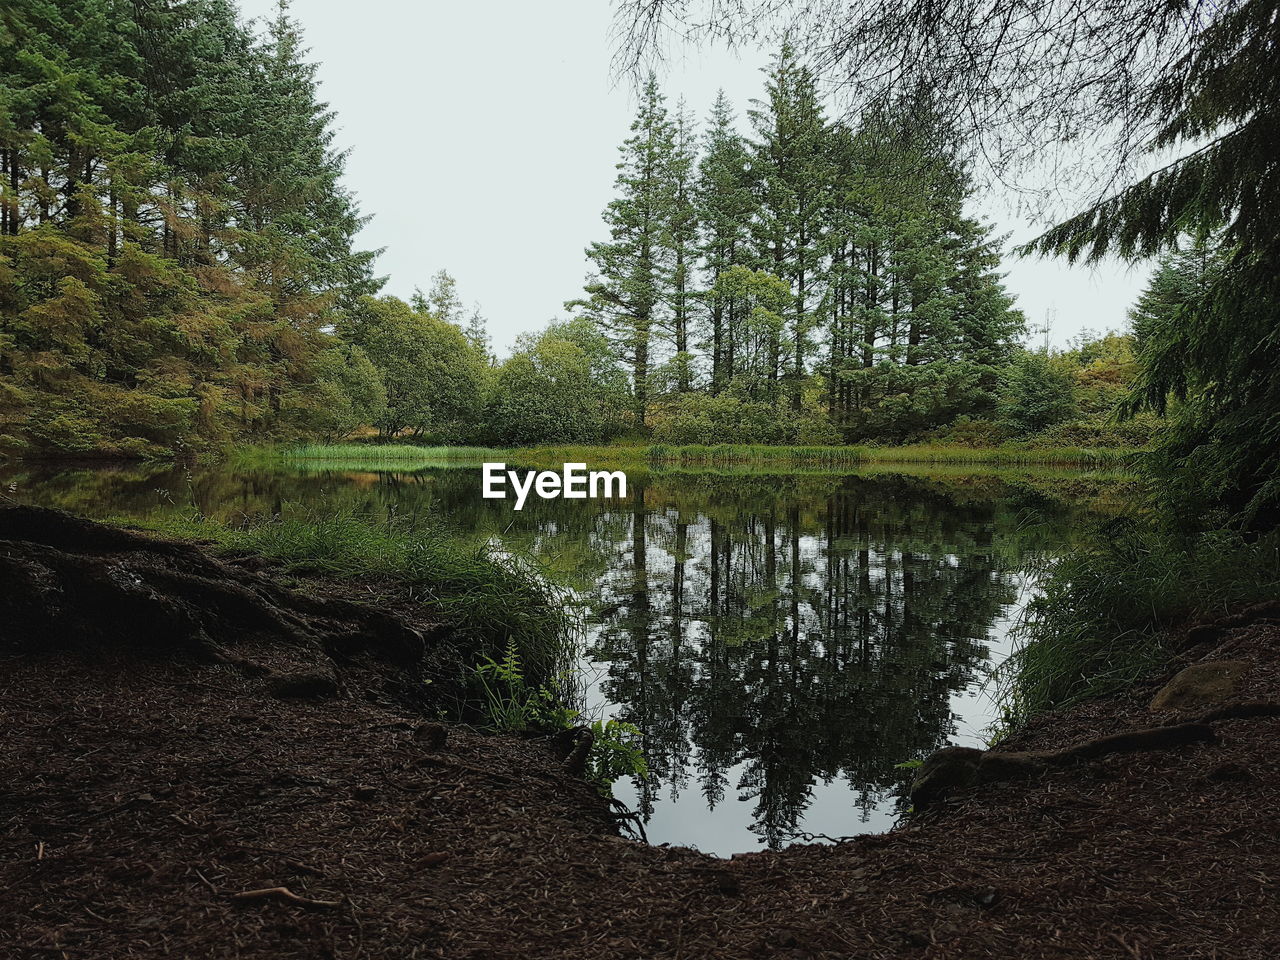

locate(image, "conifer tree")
(695, 91), (755, 394)
(748, 46), (832, 411)
(572, 75), (676, 427)
(463, 306), (492, 361)
(821, 98), (1022, 439)
(664, 100), (700, 393)
(0, 0), (382, 455)
(239, 0), (378, 308)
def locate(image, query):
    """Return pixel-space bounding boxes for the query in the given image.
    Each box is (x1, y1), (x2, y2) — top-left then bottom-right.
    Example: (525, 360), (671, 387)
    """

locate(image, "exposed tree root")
(0, 506), (436, 702)
(230, 887), (341, 910)
(912, 723), (1219, 810)
(1048, 721), (1216, 762)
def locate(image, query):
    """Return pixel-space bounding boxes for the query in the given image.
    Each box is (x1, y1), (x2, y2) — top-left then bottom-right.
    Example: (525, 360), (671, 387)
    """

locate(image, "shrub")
(997, 351), (1077, 436)
(470, 641), (648, 793)
(650, 392), (839, 445)
(995, 521), (1280, 734)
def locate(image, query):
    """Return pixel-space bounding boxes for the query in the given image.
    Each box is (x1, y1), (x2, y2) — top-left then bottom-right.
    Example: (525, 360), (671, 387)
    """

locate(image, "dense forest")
(566, 59), (1167, 449)
(0, 1), (1158, 460)
(572, 61), (1029, 445)
(0, 0), (380, 456)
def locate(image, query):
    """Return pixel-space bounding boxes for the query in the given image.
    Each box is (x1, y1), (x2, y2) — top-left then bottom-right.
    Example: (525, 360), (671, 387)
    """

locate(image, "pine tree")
(571, 75), (676, 428)
(821, 97), (1022, 439)
(238, 0), (378, 308)
(1020, 2), (1280, 527)
(695, 91), (755, 394)
(664, 100), (700, 393)
(0, 0), (384, 455)
(463, 305), (492, 360)
(748, 45), (832, 411)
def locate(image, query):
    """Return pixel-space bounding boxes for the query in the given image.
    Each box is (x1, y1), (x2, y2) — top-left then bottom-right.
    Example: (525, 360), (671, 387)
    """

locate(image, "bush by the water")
(996, 521), (1280, 733)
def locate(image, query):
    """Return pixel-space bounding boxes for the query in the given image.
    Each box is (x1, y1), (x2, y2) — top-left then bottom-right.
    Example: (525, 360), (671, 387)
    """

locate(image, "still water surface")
(2, 459), (1108, 855)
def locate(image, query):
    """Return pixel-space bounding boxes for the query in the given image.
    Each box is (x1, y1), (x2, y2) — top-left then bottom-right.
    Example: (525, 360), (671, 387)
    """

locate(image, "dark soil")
(4, 509), (1280, 958)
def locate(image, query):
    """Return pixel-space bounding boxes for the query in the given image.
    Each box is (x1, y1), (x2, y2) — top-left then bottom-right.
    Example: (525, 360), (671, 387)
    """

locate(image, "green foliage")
(483, 317), (629, 445)
(0, 13), (1182, 463)
(1019, 5), (1280, 529)
(472, 640), (579, 733)
(997, 351), (1077, 436)
(128, 508), (577, 691)
(307, 344), (387, 442)
(645, 442), (1133, 469)
(0, 0), (379, 457)
(749, 44), (832, 411)
(569, 74), (678, 428)
(470, 641), (648, 793)
(264, 440), (1136, 472)
(571, 58), (1025, 447)
(1117, 238), (1280, 528)
(342, 294), (489, 442)
(996, 520), (1280, 732)
(650, 390), (838, 445)
(584, 718), (649, 790)
(841, 361), (997, 443)
(274, 443), (502, 464)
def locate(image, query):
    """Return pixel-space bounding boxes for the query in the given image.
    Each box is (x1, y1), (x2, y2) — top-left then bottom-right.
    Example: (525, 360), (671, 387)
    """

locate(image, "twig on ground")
(230, 886), (340, 909)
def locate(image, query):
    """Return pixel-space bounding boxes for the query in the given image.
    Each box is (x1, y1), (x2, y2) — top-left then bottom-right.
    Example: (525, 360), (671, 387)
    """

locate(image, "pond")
(1, 458), (1118, 856)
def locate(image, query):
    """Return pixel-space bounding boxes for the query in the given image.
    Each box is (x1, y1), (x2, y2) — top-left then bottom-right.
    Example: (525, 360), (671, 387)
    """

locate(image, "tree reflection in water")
(588, 474), (1046, 848)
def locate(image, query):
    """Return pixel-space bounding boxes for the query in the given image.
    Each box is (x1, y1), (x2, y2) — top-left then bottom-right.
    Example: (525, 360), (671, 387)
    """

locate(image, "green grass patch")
(248, 441), (1142, 471)
(994, 521), (1280, 736)
(113, 509), (580, 699)
(245, 443), (648, 471)
(238, 444), (502, 468)
(647, 442), (1140, 468)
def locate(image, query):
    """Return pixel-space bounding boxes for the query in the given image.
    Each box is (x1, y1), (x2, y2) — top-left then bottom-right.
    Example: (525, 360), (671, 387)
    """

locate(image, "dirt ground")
(3, 511), (1280, 958)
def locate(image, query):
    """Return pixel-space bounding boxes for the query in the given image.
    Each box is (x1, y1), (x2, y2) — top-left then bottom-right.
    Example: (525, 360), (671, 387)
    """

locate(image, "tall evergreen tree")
(748, 46), (832, 411)
(696, 91), (755, 394)
(571, 75), (676, 428)
(1028, 4), (1280, 527)
(238, 1), (378, 309)
(664, 100), (699, 393)
(0, 0), (382, 455)
(822, 98), (1022, 439)
(463, 305), (492, 360)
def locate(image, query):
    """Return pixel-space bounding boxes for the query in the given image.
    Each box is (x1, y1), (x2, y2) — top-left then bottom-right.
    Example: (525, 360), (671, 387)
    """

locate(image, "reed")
(250, 441), (1142, 471)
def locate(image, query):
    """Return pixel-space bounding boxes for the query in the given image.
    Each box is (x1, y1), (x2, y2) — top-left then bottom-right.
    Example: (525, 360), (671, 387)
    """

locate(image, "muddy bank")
(3, 509), (1280, 958)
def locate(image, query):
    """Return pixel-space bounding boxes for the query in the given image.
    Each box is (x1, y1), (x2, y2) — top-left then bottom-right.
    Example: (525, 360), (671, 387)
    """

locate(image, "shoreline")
(1, 441), (1145, 472)
(4, 510), (1280, 956)
(274, 441), (1144, 470)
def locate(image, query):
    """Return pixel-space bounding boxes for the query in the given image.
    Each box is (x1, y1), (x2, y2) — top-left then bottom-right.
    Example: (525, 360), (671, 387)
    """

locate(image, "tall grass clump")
(249, 443), (650, 472)
(646, 442), (1140, 469)
(996, 520), (1280, 732)
(279, 444), (499, 463)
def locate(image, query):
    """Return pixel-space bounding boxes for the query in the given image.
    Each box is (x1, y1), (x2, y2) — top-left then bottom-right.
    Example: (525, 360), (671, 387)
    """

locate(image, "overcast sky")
(238, 0), (1152, 353)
